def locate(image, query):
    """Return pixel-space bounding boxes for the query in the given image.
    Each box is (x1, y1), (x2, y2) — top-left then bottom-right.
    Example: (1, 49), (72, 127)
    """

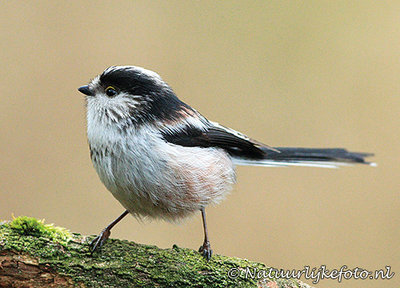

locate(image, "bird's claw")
(199, 241), (212, 260)
(89, 228), (111, 254)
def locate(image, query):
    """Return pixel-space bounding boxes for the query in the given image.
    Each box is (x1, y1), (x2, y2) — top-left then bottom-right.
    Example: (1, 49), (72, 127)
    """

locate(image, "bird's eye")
(105, 86), (117, 97)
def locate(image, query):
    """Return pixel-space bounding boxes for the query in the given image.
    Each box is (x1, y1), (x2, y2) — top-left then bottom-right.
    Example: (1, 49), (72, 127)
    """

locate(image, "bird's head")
(79, 66), (183, 127)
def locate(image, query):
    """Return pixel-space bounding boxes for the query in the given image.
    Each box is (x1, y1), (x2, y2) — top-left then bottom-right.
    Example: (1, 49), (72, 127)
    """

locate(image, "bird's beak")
(78, 85), (94, 96)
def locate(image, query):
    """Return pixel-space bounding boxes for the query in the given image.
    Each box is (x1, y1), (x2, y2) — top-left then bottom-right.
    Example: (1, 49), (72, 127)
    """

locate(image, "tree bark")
(0, 217), (312, 288)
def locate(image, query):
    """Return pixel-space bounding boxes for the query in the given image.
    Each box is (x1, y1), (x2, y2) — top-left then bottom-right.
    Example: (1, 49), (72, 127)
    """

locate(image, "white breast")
(87, 115), (236, 221)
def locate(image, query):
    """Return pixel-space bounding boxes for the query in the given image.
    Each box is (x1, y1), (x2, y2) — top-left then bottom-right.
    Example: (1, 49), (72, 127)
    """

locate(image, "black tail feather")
(263, 147), (374, 165)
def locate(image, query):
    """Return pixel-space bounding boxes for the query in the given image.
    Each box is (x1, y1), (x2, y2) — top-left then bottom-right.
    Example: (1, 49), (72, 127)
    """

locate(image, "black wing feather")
(161, 124), (268, 159)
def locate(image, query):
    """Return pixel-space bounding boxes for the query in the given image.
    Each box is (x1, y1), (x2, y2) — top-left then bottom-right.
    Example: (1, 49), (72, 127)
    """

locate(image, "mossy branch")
(0, 216), (312, 288)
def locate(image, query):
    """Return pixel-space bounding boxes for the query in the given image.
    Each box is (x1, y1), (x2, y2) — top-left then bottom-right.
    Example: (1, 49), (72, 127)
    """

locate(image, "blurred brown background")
(0, 1), (398, 287)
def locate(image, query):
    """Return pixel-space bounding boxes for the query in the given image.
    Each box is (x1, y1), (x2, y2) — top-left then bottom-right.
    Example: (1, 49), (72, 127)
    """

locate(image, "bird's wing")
(160, 117), (278, 159)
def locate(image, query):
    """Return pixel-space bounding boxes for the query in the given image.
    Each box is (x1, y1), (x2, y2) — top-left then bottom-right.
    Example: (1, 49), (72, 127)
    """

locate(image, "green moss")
(8, 215), (72, 245)
(0, 216), (306, 288)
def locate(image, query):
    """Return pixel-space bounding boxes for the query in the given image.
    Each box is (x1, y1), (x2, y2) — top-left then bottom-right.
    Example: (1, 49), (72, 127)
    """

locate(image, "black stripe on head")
(99, 66), (160, 95)
(99, 66), (194, 124)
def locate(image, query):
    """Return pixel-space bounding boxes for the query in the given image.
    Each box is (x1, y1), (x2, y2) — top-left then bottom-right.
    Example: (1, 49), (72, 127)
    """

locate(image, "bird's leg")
(198, 207), (212, 260)
(90, 210), (129, 254)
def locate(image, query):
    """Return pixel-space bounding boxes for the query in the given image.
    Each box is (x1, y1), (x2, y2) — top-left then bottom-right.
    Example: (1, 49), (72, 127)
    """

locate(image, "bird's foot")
(89, 228), (111, 254)
(198, 241), (213, 260)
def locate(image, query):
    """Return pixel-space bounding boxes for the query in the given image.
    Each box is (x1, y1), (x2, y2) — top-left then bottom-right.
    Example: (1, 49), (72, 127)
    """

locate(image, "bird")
(78, 65), (374, 260)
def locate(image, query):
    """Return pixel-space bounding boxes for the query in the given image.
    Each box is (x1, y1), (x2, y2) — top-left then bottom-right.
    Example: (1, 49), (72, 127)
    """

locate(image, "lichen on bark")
(0, 216), (312, 288)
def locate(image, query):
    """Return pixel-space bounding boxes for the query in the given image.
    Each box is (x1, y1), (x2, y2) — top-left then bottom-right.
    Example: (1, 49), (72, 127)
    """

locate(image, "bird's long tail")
(233, 147), (375, 168)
